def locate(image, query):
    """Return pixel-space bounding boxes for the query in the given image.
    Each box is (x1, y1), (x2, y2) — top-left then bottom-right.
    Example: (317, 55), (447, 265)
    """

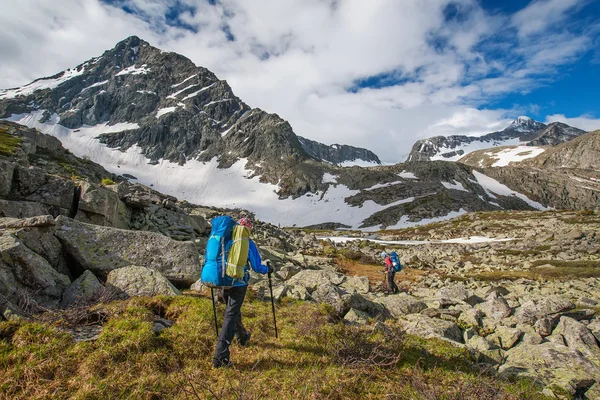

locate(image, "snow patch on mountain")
(322, 173), (338, 184)
(115, 64), (150, 76)
(399, 171), (418, 179)
(486, 146), (546, 167)
(431, 138), (524, 161)
(441, 181), (468, 192)
(472, 171), (549, 210)
(81, 80), (109, 92)
(339, 159), (380, 167)
(182, 83), (216, 100)
(385, 209), (468, 230)
(171, 74), (198, 88)
(156, 107), (177, 118)
(365, 181), (403, 191)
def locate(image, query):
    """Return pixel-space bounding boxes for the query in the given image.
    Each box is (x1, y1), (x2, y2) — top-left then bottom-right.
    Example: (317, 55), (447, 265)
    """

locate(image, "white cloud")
(545, 114), (600, 132)
(0, 0), (597, 163)
(512, 0), (582, 38)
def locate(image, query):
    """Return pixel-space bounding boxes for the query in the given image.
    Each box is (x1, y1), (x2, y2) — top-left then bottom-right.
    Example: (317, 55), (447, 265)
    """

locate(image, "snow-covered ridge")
(0, 67), (86, 99)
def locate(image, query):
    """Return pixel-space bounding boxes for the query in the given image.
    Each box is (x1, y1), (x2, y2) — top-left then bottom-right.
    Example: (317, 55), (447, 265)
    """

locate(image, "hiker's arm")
(248, 241), (269, 274)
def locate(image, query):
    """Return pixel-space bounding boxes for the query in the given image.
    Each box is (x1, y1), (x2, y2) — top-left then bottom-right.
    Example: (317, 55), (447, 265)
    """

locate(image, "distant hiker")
(381, 251), (401, 294)
(201, 216), (274, 368)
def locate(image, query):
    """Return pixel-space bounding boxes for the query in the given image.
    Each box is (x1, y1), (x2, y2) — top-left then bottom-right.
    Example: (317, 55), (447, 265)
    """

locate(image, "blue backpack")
(390, 251), (402, 272)
(201, 215), (240, 287)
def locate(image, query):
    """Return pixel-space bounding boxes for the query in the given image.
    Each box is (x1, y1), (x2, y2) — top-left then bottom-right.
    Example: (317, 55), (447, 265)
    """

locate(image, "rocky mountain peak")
(508, 116), (544, 133)
(0, 36), (385, 187)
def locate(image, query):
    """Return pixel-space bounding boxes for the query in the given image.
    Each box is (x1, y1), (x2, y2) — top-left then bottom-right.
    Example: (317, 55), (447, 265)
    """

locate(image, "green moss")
(101, 178), (115, 186)
(0, 130), (22, 156)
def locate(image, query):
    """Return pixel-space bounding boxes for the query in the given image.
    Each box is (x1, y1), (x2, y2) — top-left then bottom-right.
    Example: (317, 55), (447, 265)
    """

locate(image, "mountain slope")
(476, 130), (600, 211)
(526, 122), (586, 147)
(525, 129), (600, 170)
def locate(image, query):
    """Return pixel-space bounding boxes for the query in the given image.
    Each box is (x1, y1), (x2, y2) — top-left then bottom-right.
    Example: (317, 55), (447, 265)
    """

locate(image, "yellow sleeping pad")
(226, 225), (250, 279)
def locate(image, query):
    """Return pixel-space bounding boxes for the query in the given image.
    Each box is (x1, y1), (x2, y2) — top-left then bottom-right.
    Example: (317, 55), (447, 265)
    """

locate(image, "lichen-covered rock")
(0, 200), (49, 219)
(310, 284), (349, 317)
(585, 382), (600, 400)
(435, 285), (470, 307)
(375, 293), (427, 318)
(0, 215), (55, 229)
(106, 266), (181, 298)
(78, 184), (130, 228)
(514, 297), (575, 326)
(339, 275), (369, 294)
(0, 232), (70, 311)
(588, 320), (600, 343)
(477, 292), (512, 319)
(465, 334), (504, 365)
(344, 308), (370, 325)
(286, 270), (345, 293)
(534, 317), (553, 337)
(61, 270), (104, 308)
(13, 224), (70, 277)
(54, 216), (200, 285)
(500, 342), (600, 396)
(554, 316), (600, 367)
(0, 159), (14, 197)
(401, 314), (464, 343)
(488, 326), (523, 350)
(458, 308), (484, 328)
(190, 279), (207, 293)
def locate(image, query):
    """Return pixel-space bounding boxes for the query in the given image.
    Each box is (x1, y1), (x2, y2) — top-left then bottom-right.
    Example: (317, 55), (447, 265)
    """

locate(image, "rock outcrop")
(54, 216), (200, 285)
(106, 266), (181, 298)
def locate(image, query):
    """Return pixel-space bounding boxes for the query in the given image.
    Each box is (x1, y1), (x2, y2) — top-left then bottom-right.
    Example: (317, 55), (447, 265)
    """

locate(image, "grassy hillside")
(0, 294), (549, 399)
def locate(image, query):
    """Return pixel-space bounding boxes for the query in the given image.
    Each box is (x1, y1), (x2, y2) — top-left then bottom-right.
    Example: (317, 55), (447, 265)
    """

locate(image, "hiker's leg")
(234, 286), (248, 338)
(392, 271), (400, 293)
(214, 286), (247, 362)
(387, 270), (394, 293)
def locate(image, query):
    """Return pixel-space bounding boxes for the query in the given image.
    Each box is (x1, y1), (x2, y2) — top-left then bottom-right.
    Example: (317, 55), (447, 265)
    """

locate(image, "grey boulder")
(106, 266), (182, 298)
(61, 270), (104, 308)
(54, 216), (200, 285)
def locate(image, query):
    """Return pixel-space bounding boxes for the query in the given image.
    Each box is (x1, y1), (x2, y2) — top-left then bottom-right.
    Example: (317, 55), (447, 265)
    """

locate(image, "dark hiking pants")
(214, 285), (247, 362)
(387, 270), (399, 294)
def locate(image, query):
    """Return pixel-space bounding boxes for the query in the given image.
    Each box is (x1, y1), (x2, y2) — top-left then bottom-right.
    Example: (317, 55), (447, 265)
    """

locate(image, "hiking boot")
(238, 331), (251, 347)
(212, 358), (233, 369)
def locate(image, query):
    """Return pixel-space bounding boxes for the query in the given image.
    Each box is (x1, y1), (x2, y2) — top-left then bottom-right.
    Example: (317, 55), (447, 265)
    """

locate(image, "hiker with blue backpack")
(201, 216), (274, 368)
(381, 251), (402, 294)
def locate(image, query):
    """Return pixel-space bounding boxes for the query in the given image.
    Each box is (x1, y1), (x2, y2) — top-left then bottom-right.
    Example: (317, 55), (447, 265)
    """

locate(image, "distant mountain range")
(407, 116), (586, 162)
(1, 36), (598, 229)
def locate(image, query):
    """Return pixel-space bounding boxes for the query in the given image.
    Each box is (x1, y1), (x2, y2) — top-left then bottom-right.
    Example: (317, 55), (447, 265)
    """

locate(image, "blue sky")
(480, 0), (600, 120)
(1, 0), (599, 161)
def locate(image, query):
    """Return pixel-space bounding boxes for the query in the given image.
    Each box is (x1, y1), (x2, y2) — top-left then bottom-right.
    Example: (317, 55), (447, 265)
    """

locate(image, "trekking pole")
(267, 269), (279, 339)
(210, 288), (219, 338)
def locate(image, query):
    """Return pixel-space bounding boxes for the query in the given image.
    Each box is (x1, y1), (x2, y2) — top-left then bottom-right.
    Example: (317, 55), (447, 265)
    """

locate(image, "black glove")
(265, 260), (274, 274)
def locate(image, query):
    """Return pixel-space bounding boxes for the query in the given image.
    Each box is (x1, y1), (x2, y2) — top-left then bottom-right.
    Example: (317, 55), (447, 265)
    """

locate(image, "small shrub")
(101, 178), (115, 186)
